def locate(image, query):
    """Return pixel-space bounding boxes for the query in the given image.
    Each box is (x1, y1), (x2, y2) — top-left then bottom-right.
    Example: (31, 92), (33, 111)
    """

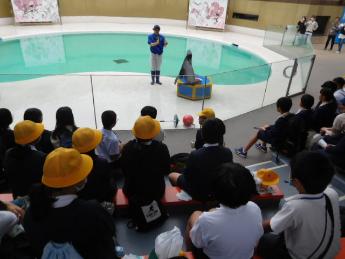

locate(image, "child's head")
(333, 77), (345, 90)
(319, 87), (334, 103)
(198, 107), (215, 126)
(276, 97), (292, 113)
(300, 94), (315, 109)
(321, 81), (337, 94)
(141, 106), (157, 119)
(24, 108), (43, 123)
(0, 108), (13, 130)
(290, 151), (334, 194)
(201, 118), (225, 144)
(55, 106), (75, 128)
(215, 163), (257, 209)
(101, 110), (117, 129)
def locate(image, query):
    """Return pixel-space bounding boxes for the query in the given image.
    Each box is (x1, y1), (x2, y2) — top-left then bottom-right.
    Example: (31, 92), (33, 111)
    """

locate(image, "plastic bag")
(155, 226), (183, 259)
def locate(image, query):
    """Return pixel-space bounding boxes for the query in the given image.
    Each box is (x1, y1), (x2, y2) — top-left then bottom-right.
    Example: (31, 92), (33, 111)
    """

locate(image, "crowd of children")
(0, 77), (345, 258)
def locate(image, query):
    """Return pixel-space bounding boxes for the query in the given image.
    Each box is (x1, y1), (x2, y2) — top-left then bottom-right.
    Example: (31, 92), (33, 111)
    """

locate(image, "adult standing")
(337, 23), (345, 54)
(297, 16), (307, 35)
(148, 25), (168, 85)
(325, 17), (340, 51)
(305, 16), (319, 38)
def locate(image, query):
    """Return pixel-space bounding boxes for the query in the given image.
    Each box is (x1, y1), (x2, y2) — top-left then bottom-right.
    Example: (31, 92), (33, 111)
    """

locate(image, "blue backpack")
(41, 242), (83, 259)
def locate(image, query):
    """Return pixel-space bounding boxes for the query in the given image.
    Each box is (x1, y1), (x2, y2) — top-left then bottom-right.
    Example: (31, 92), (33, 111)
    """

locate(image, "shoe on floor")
(255, 143), (268, 153)
(156, 81), (162, 85)
(151, 81), (155, 85)
(235, 148), (247, 158)
(336, 51), (341, 54)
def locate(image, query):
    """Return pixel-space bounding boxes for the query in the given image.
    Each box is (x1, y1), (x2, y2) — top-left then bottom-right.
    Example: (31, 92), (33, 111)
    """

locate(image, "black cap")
(153, 25), (160, 30)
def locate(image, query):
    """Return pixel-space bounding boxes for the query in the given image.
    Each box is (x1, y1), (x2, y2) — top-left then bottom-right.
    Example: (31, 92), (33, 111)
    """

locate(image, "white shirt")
(334, 88), (345, 104)
(271, 188), (341, 259)
(306, 20), (318, 33)
(53, 194), (77, 208)
(190, 202), (263, 259)
(95, 128), (120, 163)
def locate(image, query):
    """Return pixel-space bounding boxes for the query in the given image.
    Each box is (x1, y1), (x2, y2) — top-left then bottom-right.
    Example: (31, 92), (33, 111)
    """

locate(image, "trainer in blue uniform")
(148, 25), (168, 85)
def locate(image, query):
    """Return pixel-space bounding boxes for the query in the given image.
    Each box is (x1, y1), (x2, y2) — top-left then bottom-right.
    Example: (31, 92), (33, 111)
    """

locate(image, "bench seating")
(1, 185), (284, 209)
(114, 186), (284, 209)
(0, 193), (13, 203)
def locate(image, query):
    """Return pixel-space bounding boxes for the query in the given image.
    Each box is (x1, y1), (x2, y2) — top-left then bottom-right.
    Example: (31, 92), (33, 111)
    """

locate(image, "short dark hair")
(290, 151), (334, 194)
(215, 163), (258, 209)
(0, 108), (13, 129)
(201, 118), (225, 144)
(141, 106), (157, 119)
(24, 108), (43, 123)
(276, 97), (292, 113)
(333, 77), (345, 89)
(101, 110), (117, 129)
(321, 81), (337, 93)
(320, 87), (334, 102)
(301, 94), (315, 109)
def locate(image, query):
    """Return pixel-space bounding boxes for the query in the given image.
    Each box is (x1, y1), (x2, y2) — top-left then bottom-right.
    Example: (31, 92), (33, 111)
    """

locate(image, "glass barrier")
(0, 74), (96, 130)
(263, 25), (285, 47)
(203, 64), (270, 121)
(262, 59), (295, 106)
(288, 55), (315, 96)
(282, 25), (298, 46)
(264, 24), (315, 58)
(0, 55), (315, 131)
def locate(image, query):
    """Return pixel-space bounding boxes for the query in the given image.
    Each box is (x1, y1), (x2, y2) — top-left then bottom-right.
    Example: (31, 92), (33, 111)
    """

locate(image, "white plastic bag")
(155, 226), (183, 259)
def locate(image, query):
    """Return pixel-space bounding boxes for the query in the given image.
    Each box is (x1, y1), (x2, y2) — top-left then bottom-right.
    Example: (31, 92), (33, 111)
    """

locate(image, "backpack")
(170, 153), (190, 173)
(127, 197), (168, 232)
(41, 242), (83, 259)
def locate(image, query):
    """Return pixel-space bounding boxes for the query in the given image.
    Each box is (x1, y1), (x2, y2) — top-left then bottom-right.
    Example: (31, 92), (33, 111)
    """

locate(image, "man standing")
(148, 25), (168, 85)
(305, 16), (319, 38)
(324, 17), (340, 51)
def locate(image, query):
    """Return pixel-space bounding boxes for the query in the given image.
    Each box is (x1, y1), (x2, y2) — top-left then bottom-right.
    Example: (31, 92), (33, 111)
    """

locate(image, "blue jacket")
(148, 34), (165, 55)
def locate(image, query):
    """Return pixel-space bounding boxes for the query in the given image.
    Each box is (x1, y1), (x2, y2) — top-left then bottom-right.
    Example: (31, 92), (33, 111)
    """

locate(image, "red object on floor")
(335, 238), (345, 259)
(0, 193), (13, 202)
(255, 185), (284, 201)
(113, 186), (284, 208)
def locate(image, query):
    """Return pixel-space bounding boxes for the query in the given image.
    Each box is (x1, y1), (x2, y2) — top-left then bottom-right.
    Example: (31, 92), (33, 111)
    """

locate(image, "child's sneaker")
(235, 148), (247, 158)
(255, 143), (268, 153)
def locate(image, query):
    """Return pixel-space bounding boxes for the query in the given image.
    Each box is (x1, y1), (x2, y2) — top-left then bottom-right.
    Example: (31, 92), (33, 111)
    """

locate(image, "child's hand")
(6, 202), (25, 220)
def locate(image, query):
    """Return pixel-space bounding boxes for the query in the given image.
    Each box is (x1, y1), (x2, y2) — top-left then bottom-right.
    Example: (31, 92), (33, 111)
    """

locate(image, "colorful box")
(177, 76), (212, 101)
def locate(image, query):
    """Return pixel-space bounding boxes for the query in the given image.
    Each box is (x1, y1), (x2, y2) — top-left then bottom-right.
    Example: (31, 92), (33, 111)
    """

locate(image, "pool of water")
(0, 33), (270, 84)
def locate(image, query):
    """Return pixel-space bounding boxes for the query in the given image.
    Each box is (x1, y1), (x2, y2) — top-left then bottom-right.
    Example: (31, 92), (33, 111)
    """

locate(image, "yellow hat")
(42, 148), (93, 188)
(72, 128), (103, 154)
(14, 120), (44, 145)
(132, 116), (161, 140)
(198, 108), (215, 119)
(256, 169), (280, 186)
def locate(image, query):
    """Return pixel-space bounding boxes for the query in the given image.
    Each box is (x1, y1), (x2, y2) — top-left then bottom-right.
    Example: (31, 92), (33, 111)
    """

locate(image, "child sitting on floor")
(257, 151), (341, 259)
(185, 163), (263, 259)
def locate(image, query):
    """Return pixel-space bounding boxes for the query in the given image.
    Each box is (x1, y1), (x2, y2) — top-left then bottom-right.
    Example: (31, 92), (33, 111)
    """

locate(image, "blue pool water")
(0, 33), (270, 84)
